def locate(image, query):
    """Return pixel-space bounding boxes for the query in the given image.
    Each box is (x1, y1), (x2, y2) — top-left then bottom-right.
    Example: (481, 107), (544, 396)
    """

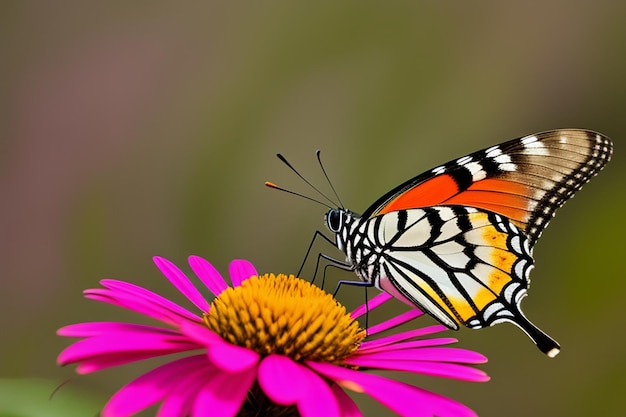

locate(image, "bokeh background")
(1, 2), (625, 416)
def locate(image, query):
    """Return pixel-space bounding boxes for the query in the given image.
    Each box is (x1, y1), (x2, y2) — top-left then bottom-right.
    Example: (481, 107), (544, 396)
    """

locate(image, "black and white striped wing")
(353, 205), (559, 355)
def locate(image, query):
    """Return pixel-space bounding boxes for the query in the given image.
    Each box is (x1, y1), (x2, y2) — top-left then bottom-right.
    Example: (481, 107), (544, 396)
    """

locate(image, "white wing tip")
(546, 347), (560, 358)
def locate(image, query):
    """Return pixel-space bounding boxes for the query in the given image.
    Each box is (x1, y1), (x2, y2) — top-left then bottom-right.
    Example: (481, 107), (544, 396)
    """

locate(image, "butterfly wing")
(349, 129), (611, 356)
(362, 129), (613, 246)
(360, 205), (559, 356)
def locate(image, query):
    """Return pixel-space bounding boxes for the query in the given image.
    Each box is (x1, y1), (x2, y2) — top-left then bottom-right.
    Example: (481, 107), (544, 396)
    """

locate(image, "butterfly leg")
(332, 279), (373, 297)
(297, 230), (336, 277)
(315, 253), (352, 288)
(333, 279), (375, 333)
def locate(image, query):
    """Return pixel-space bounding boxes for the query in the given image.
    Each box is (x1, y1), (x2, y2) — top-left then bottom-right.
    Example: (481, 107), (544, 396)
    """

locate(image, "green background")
(1, 2), (624, 416)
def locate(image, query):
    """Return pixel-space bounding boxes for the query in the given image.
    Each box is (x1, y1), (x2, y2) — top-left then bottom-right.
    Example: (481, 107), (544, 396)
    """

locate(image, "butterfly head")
(325, 208), (358, 252)
(325, 209), (343, 233)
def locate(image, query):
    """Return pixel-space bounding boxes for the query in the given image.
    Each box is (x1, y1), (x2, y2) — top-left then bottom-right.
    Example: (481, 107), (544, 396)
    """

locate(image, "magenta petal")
(156, 375), (202, 417)
(351, 347), (488, 364)
(88, 279), (200, 324)
(358, 325), (448, 351)
(177, 320), (223, 345)
(257, 355), (304, 404)
(58, 322), (180, 338)
(351, 292), (392, 319)
(192, 362), (257, 417)
(75, 351), (185, 374)
(307, 361), (478, 417)
(156, 361), (224, 417)
(208, 340), (260, 373)
(331, 384), (363, 417)
(84, 290), (188, 325)
(258, 355), (339, 417)
(228, 259), (257, 287)
(153, 257), (211, 312)
(357, 337), (458, 354)
(177, 321), (259, 373)
(188, 256), (229, 296)
(296, 366), (340, 417)
(367, 309), (424, 335)
(344, 356), (490, 382)
(58, 324), (200, 373)
(58, 331), (201, 368)
(59, 321), (201, 373)
(63, 329), (198, 357)
(102, 355), (207, 417)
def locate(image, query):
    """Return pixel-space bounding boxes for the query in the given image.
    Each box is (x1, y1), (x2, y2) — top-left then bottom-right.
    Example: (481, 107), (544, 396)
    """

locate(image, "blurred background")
(1, 2), (624, 416)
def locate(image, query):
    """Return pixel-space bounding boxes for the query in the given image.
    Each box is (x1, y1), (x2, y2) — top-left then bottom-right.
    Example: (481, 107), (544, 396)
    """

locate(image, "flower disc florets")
(203, 274), (365, 363)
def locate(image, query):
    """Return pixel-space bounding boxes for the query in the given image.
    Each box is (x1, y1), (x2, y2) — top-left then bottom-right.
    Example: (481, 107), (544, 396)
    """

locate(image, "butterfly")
(267, 129), (613, 357)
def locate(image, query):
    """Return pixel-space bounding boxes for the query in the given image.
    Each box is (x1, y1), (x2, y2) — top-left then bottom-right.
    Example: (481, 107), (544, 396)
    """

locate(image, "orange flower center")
(203, 274), (365, 363)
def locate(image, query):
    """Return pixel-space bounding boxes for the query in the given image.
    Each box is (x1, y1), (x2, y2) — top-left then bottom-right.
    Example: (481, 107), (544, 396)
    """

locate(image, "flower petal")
(177, 320), (223, 345)
(188, 256), (229, 296)
(258, 355), (339, 417)
(87, 279), (200, 324)
(331, 384), (363, 417)
(192, 361), (257, 417)
(351, 292), (392, 319)
(75, 351), (183, 374)
(208, 340), (260, 373)
(358, 325), (448, 351)
(153, 257), (211, 312)
(344, 356), (490, 382)
(297, 367), (340, 417)
(257, 354), (305, 404)
(177, 321), (260, 373)
(59, 323), (204, 373)
(157, 357), (232, 417)
(367, 309), (424, 335)
(307, 361), (478, 417)
(228, 259), (257, 287)
(58, 330), (201, 370)
(356, 337), (458, 354)
(102, 355), (208, 417)
(57, 322), (180, 338)
(351, 347), (488, 364)
(156, 375), (201, 417)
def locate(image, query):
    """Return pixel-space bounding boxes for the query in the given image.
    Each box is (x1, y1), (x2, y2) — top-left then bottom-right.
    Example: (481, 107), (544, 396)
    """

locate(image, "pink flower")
(58, 256), (489, 417)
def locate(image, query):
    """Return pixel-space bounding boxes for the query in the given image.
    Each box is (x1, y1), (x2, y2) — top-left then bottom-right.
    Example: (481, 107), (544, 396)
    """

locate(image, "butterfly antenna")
(316, 150), (345, 209)
(274, 153), (339, 207)
(265, 182), (333, 209)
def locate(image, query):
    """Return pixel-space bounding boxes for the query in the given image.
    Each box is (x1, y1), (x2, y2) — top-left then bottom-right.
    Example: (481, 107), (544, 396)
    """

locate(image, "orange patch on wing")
(470, 288), (498, 312)
(485, 268), (511, 294)
(463, 200), (529, 225)
(490, 247), (516, 273)
(378, 174), (459, 215)
(481, 225), (509, 250)
(453, 269), (513, 322)
(377, 176), (533, 226)
(467, 211), (492, 229)
(446, 190), (529, 211)
(446, 179), (533, 224)
(448, 296), (479, 322)
(471, 212), (489, 221)
(480, 204), (529, 225)
(468, 178), (530, 196)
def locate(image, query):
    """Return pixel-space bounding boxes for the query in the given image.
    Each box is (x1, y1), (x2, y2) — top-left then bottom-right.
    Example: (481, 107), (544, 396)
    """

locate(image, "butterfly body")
(324, 129), (613, 357)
